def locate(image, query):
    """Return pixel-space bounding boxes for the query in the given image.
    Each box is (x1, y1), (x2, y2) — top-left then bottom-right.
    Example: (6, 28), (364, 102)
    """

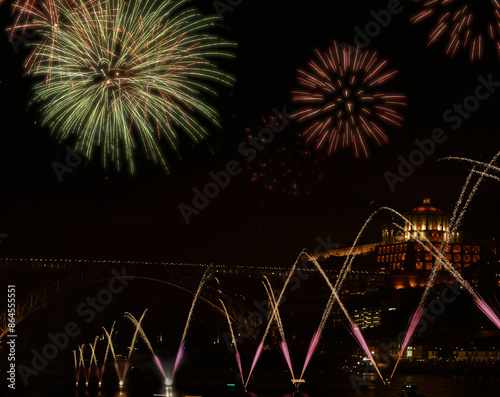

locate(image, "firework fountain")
(172, 267), (213, 381)
(70, 151), (500, 390)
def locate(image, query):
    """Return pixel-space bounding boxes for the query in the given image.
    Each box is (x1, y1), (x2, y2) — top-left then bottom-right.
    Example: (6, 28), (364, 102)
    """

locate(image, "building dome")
(404, 197), (459, 244)
(412, 197), (442, 214)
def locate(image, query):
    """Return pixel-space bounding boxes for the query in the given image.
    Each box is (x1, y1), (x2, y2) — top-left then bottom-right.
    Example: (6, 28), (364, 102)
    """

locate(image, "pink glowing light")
(172, 341), (185, 379)
(280, 341), (295, 378)
(300, 330), (322, 379)
(234, 351), (244, 383)
(390, 306), (425, 380)
(153, 355), (166, 379)
(473, 293), (500, 329)
(350, 323), (384, 382)
(245, 341), (264, 387)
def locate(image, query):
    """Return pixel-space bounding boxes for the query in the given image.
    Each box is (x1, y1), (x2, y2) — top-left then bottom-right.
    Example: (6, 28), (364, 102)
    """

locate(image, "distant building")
(312, 197), (483, 290)
(454, 349), (500, 362)
(353, 307), (382, 330)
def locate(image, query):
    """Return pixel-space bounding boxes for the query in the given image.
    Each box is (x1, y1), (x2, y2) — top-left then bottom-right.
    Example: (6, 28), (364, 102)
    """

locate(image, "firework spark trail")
(301, 207), (385, 373)
(173, 266), (212, 378)
(473, 293), (500, 329)
(219, 299), (245, 386)
(244, 250), (306, 389)
(292, 40), (406, 158)
(180, 267), (212, 342)
(125, 310), (147, 362)
(101, 322), (115, 377)
(262, 276), (295, 380)
(88, 336), (100, 381)
(78, 344), (88, 382)
(300, 253), (384, 382)
(73, 349), (80, 383)
(102, 323), (124, 381)
(301, 329), (321, 380)
(300, 152), (500, 381)
(471, 170), (500, 182)
(125, 310), (167, 380)
(446, 152), (500, 235)
(383, 208), (475, 299)
(443, 157), (500, 174)
(383, 193), (496, 380)
(26, 0), (235, 173)
(389, 306), (425, 381)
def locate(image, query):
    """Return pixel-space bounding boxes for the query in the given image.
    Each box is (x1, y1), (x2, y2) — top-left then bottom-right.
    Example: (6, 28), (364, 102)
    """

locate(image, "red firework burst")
(243, 116), (325, 197)
(411, 0), (500, 62)
(291, 41), (406, 158)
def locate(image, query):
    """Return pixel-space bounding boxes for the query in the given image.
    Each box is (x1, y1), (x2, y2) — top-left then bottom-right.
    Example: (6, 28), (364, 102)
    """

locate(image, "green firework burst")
(28, 0), (235, 173)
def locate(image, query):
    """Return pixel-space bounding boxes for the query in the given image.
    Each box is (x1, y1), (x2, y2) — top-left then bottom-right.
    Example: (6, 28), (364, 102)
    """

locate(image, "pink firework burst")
(291, 41), (406, 158)
(243, 116), (325, 196)
(411, 0), (500, 62)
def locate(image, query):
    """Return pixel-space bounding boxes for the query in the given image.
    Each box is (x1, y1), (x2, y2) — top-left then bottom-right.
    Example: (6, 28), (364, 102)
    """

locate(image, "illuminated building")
(382, 197), (462, 245)
(377, 198), (479, 289)
(314, 197), (481, 290)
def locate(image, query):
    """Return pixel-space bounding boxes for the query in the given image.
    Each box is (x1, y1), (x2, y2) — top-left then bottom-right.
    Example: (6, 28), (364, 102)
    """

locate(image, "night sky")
(0, 0), (500, 266)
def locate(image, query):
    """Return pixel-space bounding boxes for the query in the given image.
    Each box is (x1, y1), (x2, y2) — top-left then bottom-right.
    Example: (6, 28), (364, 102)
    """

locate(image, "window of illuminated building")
(455, 263), (461, 269)
(404, 244), (408, 251)
(416, 262), (423, 270)
(415, 244), (422, 252)
(377, 257), (380, 263)
(425, 253), (432, 261)
(453, 254), (461, 262)
(463, 254), (470, 262)
(445, 254), (451, 261)
(444, 245), (451, 253)
(453, 245), (461, 253)
(391, 246), (395, 253)
(417, 221), (422, 230)
(432, 221), (437, 230)
(415, 253), (422, 261)
(464, 263), (470, 268)
(402, 253), (406, 260)
(472, 246), (480, 253)
(378, 247), (382, 254)
(425, 262), (433, 270)
(463, 245), (470, 253)
(472, 255), (480, 263)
